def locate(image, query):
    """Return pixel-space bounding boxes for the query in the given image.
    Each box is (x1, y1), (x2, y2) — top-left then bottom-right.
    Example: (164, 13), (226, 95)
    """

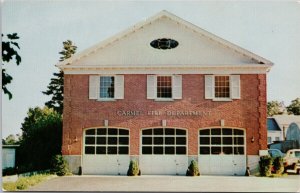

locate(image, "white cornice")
(62, 65), (271, 75)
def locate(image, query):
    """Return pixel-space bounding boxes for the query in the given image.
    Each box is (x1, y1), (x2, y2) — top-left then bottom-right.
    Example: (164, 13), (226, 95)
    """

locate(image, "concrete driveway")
(27, 175), (300, 192)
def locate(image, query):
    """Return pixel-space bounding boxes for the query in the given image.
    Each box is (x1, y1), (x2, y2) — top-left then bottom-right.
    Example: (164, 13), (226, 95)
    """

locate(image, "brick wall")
(62, 74), (267, 156)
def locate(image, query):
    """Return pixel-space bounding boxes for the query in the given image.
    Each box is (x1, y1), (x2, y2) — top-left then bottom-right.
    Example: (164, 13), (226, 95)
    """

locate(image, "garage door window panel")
(96, 146), (106, 154)
(119, 137), (129, 145)
(176, 146), (186, 154)
(234, 147), (244, 155)
(119, 129), (129, 135)
(86, 129), (96, 135)
(176, 137), (186, 145)
(97, 137), (106, 145)
(84, 128), (129, 155)
(141, 128), (187, 155)
(199, 128), (245, 155)
(223, 146), (233, 154)
(165, 129), (175, 135)
(154, 147), (163, 154)
(97, 129), (106, 135)
(85, 146), (95, 154)
(223, 137), (232, 145)
(108, 137), (118, 145)
(199, 147), (210, 154)
(165, 146), (175, 154)
(119, 147), (129, 154)
(85, 137), (96, 144)
(165, 137), (174, 144)
(142, 147), (152, 154)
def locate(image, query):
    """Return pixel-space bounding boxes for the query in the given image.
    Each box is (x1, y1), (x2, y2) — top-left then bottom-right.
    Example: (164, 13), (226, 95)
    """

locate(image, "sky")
(2, 0), (300, 138)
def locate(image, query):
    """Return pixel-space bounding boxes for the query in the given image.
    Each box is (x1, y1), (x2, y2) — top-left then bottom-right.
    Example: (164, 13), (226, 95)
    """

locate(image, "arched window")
(84, 128), (129, 155)
(199, 128), (245, 155)
(141, 128), (187, 155)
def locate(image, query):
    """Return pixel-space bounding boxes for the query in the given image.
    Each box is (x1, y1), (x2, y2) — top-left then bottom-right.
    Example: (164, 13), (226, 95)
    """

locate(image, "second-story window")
(100, 76), (115, 99)
(89, 75), (124, 101)
(214, 76), (230, 98)
(205, 75), (240, 101)
(147, 75), (182, 101)
(157, 76), (172, 99)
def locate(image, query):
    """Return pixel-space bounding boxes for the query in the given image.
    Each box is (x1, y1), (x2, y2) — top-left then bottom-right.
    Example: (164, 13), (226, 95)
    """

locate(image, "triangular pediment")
(57, 10), (273, 72)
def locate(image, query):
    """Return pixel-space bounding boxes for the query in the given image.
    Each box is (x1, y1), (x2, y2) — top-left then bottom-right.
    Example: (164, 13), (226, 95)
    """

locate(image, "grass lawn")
(3, 174), (57, 191)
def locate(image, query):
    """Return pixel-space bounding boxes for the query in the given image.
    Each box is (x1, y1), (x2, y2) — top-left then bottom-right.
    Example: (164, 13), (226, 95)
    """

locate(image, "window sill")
(212, 98), (233, 102)
(97, 98), (116, 102)
(154, 98), (174, 102)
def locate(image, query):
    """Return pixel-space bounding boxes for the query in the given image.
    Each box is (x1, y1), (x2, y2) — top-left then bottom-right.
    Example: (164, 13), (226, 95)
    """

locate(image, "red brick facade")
(62, 74), (267, 156)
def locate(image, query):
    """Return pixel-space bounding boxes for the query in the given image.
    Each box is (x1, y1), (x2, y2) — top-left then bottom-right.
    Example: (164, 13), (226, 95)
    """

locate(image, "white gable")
(57, 10), (273, 74)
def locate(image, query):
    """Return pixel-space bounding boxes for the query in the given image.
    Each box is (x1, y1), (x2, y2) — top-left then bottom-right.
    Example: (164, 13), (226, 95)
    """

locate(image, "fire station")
(56, 10), (273, 175)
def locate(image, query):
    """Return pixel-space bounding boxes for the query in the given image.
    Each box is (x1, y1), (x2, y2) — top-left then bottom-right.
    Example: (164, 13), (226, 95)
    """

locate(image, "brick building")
(57, 11), (273, 175)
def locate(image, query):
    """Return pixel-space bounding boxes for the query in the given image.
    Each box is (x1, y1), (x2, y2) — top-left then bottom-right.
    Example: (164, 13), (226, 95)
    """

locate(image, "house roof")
(56, 10), (273, 72)
(272, 115), (300, 127)
(267, 118), (281, 131)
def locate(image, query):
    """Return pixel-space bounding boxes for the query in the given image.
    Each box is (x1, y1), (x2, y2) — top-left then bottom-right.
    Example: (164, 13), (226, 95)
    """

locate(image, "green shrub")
(127, 160), (141, 176)
(273, 157), (284, 175)
(259, 155), (273, 177)
(186, 160), (200, 176)
(51, 155), (70, 176)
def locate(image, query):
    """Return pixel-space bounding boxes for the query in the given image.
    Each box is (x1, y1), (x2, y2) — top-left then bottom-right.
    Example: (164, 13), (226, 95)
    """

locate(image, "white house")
(2, 145), (18, 169)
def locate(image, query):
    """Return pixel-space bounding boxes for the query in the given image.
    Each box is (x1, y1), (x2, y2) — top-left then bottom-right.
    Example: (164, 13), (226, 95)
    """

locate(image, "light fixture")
(251, 136), (255, 143)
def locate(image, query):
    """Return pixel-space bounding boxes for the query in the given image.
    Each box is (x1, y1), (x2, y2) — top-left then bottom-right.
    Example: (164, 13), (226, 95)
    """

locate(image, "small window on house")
(157, 76), (172, 98)
(100, 76), (115, 99)
(150, 38), (179, 50)
(215, 76), (230, 98)
(267, 137), (272, 144)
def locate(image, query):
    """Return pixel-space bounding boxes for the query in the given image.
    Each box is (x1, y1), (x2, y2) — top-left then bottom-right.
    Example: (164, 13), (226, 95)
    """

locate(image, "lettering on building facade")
(116, 110), (212, 117)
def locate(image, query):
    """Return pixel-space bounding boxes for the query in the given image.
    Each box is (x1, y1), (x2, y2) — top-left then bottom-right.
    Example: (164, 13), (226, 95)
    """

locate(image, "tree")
(43, 40), (77, 114)
(287, 98), (300, 115)
(2, 33), (21, 99)
(267, 101), (285, 117)
(2, 134), (21, 145)
(18, 107), (62, 172)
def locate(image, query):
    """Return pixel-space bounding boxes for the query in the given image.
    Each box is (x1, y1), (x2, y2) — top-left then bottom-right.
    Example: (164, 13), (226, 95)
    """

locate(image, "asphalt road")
(26, 174), (300, 192)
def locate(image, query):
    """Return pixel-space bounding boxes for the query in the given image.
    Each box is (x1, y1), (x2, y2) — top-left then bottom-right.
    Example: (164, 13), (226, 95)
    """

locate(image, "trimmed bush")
(127, 160), (141, 176)
(186, 160), (200, 176)
(259, 155), (273, 177)
(51, 155), (70, 176)
(273, 157), (284, 175)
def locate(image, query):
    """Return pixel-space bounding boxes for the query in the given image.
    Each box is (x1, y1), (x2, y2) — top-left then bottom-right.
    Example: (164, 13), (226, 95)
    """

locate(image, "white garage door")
(198, 128), (246, 176)
(82, 128), (130, 175)
(140, 128), (188, 175)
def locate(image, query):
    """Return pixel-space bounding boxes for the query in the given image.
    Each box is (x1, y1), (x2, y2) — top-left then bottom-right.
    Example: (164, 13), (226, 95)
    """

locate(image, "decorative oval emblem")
(150, 38), (179, 50)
